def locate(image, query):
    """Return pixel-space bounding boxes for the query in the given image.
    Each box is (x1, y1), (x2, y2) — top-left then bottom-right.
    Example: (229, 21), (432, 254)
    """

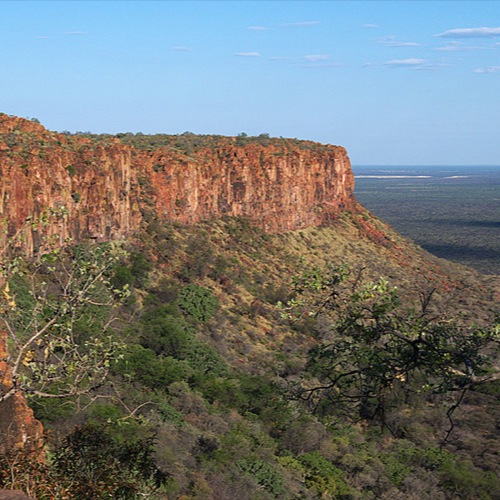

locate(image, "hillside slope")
(0, 114), (498, 499)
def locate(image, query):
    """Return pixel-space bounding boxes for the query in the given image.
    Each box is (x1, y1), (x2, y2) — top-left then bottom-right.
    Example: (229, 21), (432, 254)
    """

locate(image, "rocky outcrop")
(0, 330), (44, 456)
(0, 116), (141, 255)
(0, 114), (356, 457)
(144, 142), (354, 232)
(0, 114), (356, 255)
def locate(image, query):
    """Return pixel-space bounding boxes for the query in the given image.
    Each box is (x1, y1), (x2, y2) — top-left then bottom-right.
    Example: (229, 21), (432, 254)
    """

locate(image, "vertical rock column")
(0, 330), (44, 456)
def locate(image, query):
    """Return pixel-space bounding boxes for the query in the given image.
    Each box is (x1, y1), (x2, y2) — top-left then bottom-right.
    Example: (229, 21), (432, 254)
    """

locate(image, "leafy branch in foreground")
(1, 240), (129, 403)
(281, 265), (500, 443)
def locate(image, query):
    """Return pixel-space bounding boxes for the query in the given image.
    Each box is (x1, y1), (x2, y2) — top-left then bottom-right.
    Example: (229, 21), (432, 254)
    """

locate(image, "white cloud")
(474, 66), (500, 73)
(363, 23), (379, 29)
(435, 27), (500, 38)
(248, 26), (267, 31)
(303, 54), (331, 62)
(234, 52), (260, 57)
(268, 54), (341, 68)
(435, 41), (485, 51)
(281, 21), (320, 27)
(384, 58), (427, 67)
(385, 41), (421, 47)
(376, 36), (421, 47)
(299, 62), (344, 69)
(416, 62), (451, 71)
(173, 46), (193, 52)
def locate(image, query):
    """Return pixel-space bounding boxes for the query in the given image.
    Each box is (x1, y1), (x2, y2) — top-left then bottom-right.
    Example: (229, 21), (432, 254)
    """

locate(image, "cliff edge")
(0, 114), (356, 255)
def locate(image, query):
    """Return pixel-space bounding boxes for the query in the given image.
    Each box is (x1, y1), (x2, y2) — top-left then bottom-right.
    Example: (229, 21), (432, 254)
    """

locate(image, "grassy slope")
(29, 209), (499, 499)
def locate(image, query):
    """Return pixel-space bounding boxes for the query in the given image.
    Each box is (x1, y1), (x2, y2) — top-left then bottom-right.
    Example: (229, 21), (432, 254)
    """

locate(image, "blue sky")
(1, 1), (499, 165)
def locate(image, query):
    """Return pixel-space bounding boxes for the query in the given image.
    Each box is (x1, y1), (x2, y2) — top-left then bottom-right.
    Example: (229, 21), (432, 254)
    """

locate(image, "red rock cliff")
(0, 330), (44, 456)
(0, 114), (355, 254)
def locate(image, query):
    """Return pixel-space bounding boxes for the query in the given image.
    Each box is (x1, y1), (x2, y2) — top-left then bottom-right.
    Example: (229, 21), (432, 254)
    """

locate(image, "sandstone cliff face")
(0, 114), (355, 255)
(0, 116), (142, 255)
(144, 142), (354, 232)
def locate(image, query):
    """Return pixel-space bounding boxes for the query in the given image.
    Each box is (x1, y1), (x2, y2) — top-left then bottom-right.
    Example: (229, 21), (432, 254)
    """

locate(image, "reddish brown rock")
(0, 117), (142, 255)
(0, 330), (44, 456)
(0, 114), (356, 255)
(144, 142), (355, 232)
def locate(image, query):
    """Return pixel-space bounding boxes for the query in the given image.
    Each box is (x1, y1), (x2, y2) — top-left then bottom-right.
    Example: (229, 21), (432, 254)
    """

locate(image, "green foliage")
(116, 345), (194, 388)
(299, 451), (351, 497)
(129, 250), (153, 287)
(438, 457), (499, 499)
(181, 339), (227, 377)
(288, 265), (500, 435)
(381, 453), (412, 486)
(122, 302), (227, 389)
(111, 250), (152, 290)
(198, 373), (289, 426)
(140, 306), (192, 356)
(382, 442), (499, 498)
(7, 272), (35, 314)
(1, 196), (498, 499)
(31, 395), (76, 424)
(155, 399), (185, 426)
(111, 264), (135, 290)
(88, 402), (125, 425)
(53, 424), (170, 498)
(237, 457), (286, 498)
(178, 233), (215, 280)
(1, 239), (129, 403)
(177, 284), (219, 322)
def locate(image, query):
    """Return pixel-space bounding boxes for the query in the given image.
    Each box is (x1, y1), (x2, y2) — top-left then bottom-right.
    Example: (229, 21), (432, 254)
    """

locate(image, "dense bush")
(237, 457), (286, 498)
(177, 284), (220, 322)
(53, 424), (170, 498)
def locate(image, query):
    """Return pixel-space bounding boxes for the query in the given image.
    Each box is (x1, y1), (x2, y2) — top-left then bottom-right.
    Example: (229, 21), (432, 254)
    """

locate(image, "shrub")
(299, 451), (351, 497)
(140, 308), (192, 356)
(53, 424), (170, 498)
(177, 284), (219, 322)
(178, 234), (215, 280)
(237, 458), (286, 498)
(117, 345), (194, 388)
(129, 251), (153, 287)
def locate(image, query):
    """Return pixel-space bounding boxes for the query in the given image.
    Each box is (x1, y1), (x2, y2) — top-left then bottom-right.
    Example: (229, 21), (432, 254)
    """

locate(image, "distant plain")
(353, 165), (500, 275)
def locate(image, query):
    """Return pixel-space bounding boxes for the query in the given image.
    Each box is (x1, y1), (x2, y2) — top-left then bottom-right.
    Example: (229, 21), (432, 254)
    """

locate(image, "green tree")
(53, 424), (170, 498)
(282, 265), (500, 442)
(1, 235), (129, 404)
(177, 283), (219, 322)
